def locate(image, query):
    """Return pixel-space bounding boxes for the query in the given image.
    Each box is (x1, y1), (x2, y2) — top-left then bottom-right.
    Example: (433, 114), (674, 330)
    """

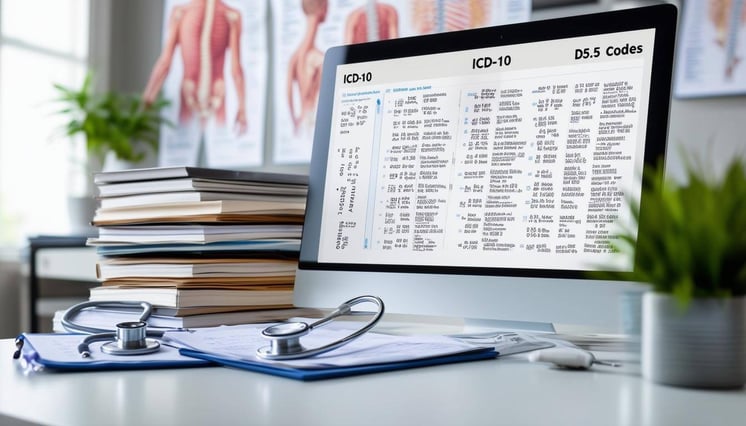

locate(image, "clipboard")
(14, 333), (211, 372)
(163, 324), (499, 381)
(180, 346), (497, 381)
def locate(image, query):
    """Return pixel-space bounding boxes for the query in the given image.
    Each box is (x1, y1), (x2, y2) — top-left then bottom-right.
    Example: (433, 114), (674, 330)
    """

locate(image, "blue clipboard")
(179, 346), (498, 381)
(14, 333), (211, 372)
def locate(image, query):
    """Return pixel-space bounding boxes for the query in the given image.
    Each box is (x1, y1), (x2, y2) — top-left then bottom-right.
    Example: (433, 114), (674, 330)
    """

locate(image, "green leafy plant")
(604, 156), (746, 307)
(53, 73), (169, 165)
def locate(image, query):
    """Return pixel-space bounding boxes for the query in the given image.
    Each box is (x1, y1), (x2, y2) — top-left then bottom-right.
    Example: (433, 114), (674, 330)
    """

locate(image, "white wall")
(667, 97), (746, 181)
(102, 0), (164, 93)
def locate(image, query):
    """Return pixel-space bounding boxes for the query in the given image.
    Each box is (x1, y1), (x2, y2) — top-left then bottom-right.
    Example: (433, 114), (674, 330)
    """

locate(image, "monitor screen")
(295, 5), (677, 332)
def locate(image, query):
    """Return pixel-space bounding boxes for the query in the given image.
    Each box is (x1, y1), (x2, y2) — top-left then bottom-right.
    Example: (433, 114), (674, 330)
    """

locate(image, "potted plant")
(606, 156), (746, 388)
(53, 72), (169, 170)
(52, 73), (169, 234)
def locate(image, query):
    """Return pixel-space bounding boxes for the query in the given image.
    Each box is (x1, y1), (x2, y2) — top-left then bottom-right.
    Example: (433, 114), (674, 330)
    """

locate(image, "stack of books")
(57, 166), (316, 330)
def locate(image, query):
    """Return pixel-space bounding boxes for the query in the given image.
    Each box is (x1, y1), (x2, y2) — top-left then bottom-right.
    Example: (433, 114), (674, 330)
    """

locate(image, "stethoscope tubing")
(61, 300), (164, 337)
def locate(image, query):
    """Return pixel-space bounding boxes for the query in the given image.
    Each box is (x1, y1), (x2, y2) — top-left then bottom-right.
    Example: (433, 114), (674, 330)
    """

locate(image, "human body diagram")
(144, 0), (247, 136)
(287, 0), (399, 137)
(708, 0), (746, 79)
(345, 1), (399, 44)
(286, 0), (328, 136)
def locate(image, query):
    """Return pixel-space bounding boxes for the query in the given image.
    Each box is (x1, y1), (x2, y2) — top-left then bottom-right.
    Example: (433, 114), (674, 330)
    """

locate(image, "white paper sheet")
(163, 322), (490, 369)
(19, 333), (202, 367)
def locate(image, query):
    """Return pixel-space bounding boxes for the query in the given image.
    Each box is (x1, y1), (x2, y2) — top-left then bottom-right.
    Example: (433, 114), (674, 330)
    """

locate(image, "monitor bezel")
(299, 4), (677, 281)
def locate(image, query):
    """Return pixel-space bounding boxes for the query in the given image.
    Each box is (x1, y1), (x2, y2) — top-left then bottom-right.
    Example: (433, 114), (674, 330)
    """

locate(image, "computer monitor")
(294, 5), (677, 332)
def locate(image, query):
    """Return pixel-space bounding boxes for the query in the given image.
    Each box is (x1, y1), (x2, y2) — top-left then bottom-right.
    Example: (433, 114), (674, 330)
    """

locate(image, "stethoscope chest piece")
(256, 295), (385, 360)
(100, 321), (160, 356)
(257, 322), (310, 358)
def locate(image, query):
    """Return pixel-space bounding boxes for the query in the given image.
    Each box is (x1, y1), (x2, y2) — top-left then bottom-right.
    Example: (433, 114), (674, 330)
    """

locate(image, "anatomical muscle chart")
(147, 0), (268, 167)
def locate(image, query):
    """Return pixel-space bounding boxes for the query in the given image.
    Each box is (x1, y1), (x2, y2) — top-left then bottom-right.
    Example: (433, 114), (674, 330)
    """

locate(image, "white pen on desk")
(528, 347), (621, 370)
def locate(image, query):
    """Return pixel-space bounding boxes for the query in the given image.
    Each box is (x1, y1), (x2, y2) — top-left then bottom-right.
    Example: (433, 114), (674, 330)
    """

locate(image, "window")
(0, 0), (90, 247)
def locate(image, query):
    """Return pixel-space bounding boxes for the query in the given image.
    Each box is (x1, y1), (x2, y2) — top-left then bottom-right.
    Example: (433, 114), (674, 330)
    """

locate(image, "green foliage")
(603, 156), (746, 307)
(52, 73), (169, 164)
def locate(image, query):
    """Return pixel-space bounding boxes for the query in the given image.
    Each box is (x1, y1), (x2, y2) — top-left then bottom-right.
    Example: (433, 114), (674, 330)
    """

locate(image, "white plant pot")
(642, 292), (746, 388)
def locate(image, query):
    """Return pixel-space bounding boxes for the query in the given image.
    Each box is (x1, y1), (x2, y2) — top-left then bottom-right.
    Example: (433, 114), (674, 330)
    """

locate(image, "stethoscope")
(256, 295), (385, 360)
(62, 301), (165, 358)
(61, 295), (385, 360)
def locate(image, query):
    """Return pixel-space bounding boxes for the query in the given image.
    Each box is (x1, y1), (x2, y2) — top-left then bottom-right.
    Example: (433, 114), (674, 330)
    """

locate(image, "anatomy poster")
(674, 0), (746, 97)
(271, 0), (531, 164)
(148, 0), (268, 167)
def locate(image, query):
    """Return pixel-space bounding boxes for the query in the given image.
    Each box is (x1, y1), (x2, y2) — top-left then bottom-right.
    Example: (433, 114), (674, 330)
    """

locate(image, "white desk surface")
(1, 337), (745, 426)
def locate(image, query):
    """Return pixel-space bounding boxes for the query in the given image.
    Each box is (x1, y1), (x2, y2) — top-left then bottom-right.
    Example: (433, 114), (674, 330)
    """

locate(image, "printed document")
(163, 323), (489, 369)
